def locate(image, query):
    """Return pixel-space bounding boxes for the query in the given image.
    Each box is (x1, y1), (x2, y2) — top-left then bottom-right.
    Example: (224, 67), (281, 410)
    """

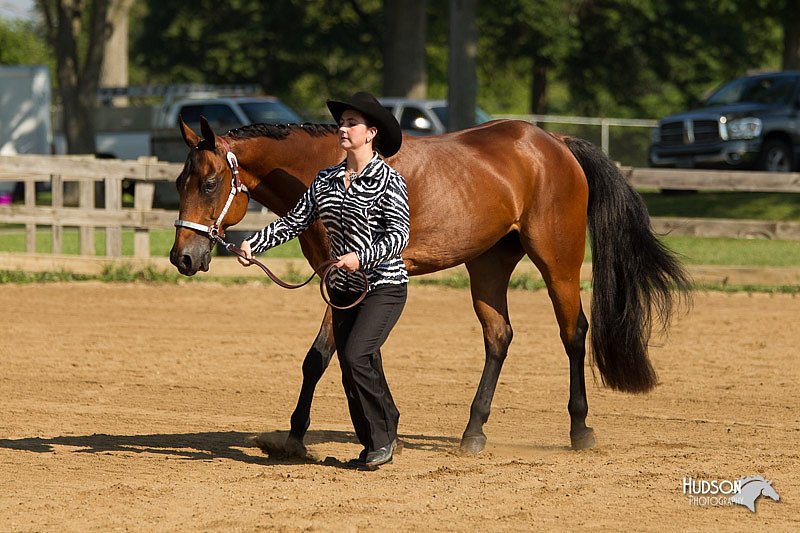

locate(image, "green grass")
(581, 236), (800, 267)
(0, 227), (177, 257)
(2, 192), (799, 269)
(20, 188), (800, 221)
(1, 228), (799, 267)
(0, 227), (302, 258)
(2, 266), (797, 294)
(640, 191), (800, 221)
(658, 236), (800, 267)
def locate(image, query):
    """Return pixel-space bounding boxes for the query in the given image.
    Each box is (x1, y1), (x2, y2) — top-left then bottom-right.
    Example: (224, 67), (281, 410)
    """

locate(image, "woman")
(238, 91), (410, 470)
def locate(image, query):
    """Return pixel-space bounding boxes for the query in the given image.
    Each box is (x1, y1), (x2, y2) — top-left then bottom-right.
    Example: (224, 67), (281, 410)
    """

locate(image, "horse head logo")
(730, 476), (780, 513)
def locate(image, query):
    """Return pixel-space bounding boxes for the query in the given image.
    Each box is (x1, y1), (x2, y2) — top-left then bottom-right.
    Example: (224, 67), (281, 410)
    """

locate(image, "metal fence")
(498, 114), (658, 167)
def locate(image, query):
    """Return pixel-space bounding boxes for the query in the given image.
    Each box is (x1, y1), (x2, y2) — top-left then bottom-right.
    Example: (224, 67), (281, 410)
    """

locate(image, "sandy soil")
(1, 282), (798, 531)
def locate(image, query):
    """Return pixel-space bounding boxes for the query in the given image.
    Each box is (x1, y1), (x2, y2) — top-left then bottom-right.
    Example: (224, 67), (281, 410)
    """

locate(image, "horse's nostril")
(180, 254), (193, 271)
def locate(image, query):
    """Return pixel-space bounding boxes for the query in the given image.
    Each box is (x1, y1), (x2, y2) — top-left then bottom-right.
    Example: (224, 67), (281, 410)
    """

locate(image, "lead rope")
(175, 139), (368, 310)
(218, 238), (368, 310)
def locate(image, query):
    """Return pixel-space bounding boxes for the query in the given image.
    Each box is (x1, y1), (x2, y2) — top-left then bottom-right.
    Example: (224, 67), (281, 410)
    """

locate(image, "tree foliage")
(564, 0), (782, 117)
(23, 0), (794, 123)
(478, 0), (579, 113)
(38, 0), (112, 154)
(0, 18), (51, 66)
(132, 0), (385, 116)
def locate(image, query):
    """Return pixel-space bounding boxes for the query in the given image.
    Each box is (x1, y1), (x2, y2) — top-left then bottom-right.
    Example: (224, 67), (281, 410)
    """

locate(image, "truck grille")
(659, 119), (721, 146)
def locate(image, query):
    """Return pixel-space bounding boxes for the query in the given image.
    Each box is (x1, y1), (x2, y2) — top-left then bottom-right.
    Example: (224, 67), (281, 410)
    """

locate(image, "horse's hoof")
(284, 434), (308, 458)
(459, 434), (487, 455)
(570, 427), (596, 450)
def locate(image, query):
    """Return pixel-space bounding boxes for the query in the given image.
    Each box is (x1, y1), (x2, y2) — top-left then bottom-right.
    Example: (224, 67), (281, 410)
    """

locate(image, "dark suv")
(648, 71), (800, 172)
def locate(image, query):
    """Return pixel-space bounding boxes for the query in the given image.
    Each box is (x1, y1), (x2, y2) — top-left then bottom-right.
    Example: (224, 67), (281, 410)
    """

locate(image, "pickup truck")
(648, 71), (800, 172)
(53, 94), (302, 162)
(379, 97), (492, 135)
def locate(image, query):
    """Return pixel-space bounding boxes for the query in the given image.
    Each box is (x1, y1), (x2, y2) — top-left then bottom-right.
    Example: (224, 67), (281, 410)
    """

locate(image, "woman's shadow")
(0, 429), (460, 469)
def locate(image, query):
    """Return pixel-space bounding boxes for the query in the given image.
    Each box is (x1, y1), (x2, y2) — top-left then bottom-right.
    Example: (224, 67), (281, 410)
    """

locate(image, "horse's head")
(761, 480), (780, 502)
(169, 117), (250, 276)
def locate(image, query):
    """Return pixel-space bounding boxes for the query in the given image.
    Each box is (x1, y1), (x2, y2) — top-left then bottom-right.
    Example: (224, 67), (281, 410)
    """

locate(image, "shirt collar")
(329, 152), (382, 181)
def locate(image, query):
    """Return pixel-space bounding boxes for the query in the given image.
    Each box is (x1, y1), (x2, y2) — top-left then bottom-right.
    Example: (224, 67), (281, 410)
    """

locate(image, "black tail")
(564, 137), (692, 393)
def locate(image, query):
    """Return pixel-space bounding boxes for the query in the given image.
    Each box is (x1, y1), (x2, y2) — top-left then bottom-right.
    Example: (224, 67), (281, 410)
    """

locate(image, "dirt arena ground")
(1, 282), (798, 531)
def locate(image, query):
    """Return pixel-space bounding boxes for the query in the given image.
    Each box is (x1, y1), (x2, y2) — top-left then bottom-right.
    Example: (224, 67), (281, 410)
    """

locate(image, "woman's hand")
(237, 239), (254, 266)
(335, 251), (361, 272)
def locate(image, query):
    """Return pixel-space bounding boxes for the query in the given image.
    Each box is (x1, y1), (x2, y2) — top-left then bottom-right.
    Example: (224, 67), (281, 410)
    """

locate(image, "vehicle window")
(399, 107), (433, 132)
(475, 107), (493, 123)
(432, 106), (492, 127)
(705, 75), (800, 106)
(240, 101), (302, 124)
(177, 104), (203, 127)
(178, 104), (240, 129)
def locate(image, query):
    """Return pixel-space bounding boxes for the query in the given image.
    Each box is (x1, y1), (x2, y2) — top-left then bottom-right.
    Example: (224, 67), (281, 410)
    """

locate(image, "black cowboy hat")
(326, 91), (402, 157)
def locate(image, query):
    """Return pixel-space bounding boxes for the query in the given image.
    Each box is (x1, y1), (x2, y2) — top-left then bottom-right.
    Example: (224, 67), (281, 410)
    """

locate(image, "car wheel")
(759, 139), (793, 172)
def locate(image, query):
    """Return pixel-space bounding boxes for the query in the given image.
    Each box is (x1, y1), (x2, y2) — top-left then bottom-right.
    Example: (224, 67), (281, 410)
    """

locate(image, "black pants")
(330, 283), (406, 452)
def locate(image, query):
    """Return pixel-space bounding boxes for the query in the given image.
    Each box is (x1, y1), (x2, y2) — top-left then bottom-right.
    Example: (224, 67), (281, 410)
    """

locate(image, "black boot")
(363, 439), (396, 470)
(346, 448), (368, 468)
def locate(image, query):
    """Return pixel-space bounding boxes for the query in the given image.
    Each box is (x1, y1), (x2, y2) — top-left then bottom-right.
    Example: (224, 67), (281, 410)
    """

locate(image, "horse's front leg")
(286, 306), (336, 454)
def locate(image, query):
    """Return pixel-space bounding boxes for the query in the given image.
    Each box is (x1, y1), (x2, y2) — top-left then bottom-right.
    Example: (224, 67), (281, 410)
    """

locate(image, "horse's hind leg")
(522, 228), (595, 450)
(286, 306), (336, 454)
(548, 280), (594, 450)
(460, 234), (525, 454)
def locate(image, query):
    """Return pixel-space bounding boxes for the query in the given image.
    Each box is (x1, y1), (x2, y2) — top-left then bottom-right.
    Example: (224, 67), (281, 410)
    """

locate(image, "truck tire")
(759, 139), (793, 172)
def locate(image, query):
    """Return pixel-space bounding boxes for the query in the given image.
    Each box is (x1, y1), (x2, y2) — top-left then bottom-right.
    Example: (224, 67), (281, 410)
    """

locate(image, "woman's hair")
(364, 117), (383, 156)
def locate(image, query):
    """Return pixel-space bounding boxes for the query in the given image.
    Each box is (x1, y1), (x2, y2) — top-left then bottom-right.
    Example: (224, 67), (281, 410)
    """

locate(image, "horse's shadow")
(0, 429), (461, 469)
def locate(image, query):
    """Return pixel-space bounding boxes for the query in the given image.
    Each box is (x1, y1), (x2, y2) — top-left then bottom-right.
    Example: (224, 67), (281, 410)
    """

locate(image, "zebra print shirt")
(245, 153), (410, 292)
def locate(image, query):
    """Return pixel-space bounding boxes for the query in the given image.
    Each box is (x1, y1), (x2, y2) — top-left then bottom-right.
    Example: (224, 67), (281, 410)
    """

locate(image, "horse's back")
(393, 119), (588, 274)
(395, 119), (584, 190)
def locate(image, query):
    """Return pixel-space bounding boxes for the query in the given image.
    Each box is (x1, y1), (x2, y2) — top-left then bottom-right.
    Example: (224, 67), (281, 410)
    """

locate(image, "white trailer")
(0, 65), (53, 197)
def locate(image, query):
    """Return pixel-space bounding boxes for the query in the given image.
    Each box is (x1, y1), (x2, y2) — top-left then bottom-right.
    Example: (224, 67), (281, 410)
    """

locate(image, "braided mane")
(226, 123), (337, 140)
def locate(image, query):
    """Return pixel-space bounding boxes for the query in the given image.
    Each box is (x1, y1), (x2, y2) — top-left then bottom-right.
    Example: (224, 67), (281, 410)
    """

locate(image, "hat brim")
(326, 95), (402, 157)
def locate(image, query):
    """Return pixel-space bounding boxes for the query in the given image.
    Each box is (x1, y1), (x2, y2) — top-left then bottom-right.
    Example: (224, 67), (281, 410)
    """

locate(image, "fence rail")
(0, 154), (799, 262)
(498, 114), (657, 157)
(623, 167), (800, 193)
(0, 154), (275, 258)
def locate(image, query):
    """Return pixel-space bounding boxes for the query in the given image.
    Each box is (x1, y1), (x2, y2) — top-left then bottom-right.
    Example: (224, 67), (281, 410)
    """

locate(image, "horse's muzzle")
(169, 245), (211, 276)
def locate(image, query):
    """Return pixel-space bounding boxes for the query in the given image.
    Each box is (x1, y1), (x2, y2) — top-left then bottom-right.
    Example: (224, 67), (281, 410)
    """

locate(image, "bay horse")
(170, 116), (691, 455)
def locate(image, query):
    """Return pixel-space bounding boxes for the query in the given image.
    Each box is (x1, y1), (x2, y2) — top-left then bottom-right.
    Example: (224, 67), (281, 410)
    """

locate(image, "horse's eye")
(203, 179), (219, 194)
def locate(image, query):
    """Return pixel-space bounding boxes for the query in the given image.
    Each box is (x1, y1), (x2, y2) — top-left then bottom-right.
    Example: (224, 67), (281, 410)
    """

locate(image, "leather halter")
(173, 138), (368, 310)
(174, 137), (248, 240)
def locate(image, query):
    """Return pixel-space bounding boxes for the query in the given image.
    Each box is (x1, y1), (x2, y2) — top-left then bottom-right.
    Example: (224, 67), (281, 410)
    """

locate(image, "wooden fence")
(0, 154), (799, 261)
(624, 167), (800, 240)
(0, 154), (276, 257)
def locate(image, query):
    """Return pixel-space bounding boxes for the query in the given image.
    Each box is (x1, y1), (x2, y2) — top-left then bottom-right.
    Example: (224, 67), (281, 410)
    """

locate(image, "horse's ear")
(178, 116), (200, 148)
(199, 116), (216, 150)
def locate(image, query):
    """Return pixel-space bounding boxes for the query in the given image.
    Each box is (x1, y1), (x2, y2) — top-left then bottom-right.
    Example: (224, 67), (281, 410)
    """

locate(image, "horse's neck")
(739, 482), (765, 500)
(236, 133), (341, 216)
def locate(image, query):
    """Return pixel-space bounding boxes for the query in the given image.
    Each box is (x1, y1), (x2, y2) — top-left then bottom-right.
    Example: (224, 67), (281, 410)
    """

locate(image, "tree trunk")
(37, 0), (113, 155)
(383, 0), (428, 98)
(447, 0), (478, 132)
(101, 0), (135, 105)
(783, 0), (800, 70)
(530, 61), (548, 114)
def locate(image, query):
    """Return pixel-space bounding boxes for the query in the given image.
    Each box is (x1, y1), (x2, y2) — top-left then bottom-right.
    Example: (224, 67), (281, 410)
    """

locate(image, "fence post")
(51, 174), (63, 254)
(134, 181), (155, 258)
(79, 179), (95, 256)
(25, 177), (36, 253)
(601, 118), (610, 155)
(105, 176), (122, 256)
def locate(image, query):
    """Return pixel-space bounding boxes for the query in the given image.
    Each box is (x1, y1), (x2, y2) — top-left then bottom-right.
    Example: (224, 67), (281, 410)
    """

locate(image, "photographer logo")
(683, 475), (780, 512)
